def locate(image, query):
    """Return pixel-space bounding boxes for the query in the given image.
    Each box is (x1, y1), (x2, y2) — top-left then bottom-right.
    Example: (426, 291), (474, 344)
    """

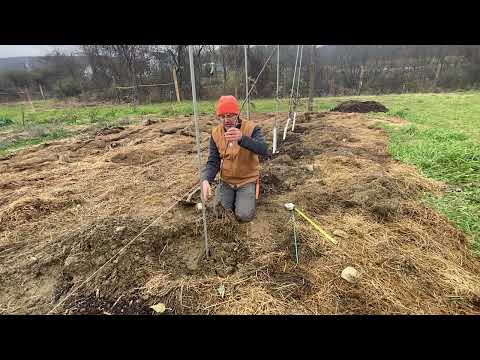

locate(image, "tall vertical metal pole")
(244, 45), (250, 120)
(292, 45), (304, 131)
(295, 45), (304, 102)
(284, 46), (300, 141)
(273, 45), (279, 154)
(188, 45), (209, 257)
(308, 45), (316, 112)
(288, 45), (300, 113)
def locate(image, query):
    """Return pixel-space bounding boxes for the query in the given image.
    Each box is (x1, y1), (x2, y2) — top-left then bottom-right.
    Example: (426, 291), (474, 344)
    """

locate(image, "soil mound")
(331, 101), (389, 113)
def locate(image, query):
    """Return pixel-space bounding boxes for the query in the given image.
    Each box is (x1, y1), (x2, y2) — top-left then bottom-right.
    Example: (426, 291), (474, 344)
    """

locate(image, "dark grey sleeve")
(201, 136), (221, 183)
(239, 126), (269, 157)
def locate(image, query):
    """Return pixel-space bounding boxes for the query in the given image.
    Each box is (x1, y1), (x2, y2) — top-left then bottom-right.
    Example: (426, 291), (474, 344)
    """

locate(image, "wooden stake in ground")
(24, 87), (35, 112)
(38, 84), (45, 100)
(131, 88), (137, 112)
(357, 65), (364, 96)
(172, 66), (181, 103)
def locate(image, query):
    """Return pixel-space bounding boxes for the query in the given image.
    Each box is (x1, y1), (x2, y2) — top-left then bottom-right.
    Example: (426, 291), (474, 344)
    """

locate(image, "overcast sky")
(0, 45), (80, 58)
(0, 45), (323, 58)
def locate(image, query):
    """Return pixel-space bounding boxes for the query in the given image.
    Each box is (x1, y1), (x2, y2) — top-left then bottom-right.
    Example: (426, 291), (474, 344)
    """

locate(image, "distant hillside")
(0, 55), (89, 72)
(0, 57), (47, 71)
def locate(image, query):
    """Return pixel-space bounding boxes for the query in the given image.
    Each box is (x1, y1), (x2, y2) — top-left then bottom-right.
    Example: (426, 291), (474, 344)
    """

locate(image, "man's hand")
(201, 180), (212, 202)
(224, 127), (243, 143)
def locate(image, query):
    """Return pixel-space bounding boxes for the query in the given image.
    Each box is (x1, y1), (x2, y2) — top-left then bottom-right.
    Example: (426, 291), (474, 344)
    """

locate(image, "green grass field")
(1, 91), (479, 252)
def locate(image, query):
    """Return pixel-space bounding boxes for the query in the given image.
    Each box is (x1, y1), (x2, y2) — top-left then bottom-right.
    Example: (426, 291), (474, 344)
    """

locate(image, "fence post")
(172, 66), (181, 103)
(39, 83), (45, 100)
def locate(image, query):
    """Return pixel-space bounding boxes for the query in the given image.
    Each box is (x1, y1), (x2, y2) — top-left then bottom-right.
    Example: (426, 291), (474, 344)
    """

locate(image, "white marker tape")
(283, 117), (291, 140)
(272, 127), (278, 154)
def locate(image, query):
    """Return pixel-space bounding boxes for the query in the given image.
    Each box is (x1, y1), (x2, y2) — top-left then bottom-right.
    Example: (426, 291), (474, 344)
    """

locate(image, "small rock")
(196, 203), (203, 211)
(303, 164), (314, 172)
(142, 119), (157, 126)
(115, 226), (126, 234)
(160, 125), (184, 134)
(333, 229), (348, 239)
(341, 266), (360, 284)
(150, 303), (166, 313)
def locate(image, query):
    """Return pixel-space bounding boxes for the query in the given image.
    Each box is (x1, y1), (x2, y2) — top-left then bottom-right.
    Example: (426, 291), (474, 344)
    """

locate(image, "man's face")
(218, 113), (238, 130)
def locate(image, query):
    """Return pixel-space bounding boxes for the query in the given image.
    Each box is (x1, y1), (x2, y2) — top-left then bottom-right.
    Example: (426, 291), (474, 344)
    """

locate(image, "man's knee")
(217, 182), (234, 210)
(235, 207), (255, 222)
(234, 182), (256, 222)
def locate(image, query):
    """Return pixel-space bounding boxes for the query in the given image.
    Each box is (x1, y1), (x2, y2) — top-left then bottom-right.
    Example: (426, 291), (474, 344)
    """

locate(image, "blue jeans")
(215, 181), (256, 222)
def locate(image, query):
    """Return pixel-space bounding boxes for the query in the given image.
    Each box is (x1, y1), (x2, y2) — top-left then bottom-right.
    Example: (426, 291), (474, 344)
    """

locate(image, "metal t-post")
(244, 45), (250, 120)
(188, 45), (209, 257)
(273, 45), (280, 154)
